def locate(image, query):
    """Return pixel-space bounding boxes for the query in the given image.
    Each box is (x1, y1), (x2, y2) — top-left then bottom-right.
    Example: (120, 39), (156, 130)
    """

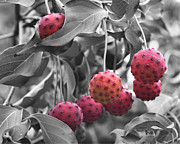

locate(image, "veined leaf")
(0, 56), (48, 87)
(28, 113), (78, 144)
(40, 0), (108, 46)
(62, 59), (76, 101)
(124, 113), (174, 136)
(13, 70), (54, 108)
(0, 0), (35, 7)
(5, 120), (30, 142)
(110, 0), (128, 18)
(125, 0), (140, 19)
(0, 45), (43, 87)
(0, 105), (23, 143)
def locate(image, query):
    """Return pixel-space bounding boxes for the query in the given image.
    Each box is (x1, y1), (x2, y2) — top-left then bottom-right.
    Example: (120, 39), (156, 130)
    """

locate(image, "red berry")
(131, 48), (167, 84)
(49, 101), (83, 132)
(133, 79), (162, 101)
(89, 71), (123, 104)
(77, 95), (104, 123)
(104, 89), (134, 116)
(38, 13), (65, 39)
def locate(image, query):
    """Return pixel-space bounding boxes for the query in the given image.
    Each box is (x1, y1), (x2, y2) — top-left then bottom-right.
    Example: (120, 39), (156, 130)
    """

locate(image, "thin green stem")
(3, 87), (15, 106)
(0, 33), (14, 40)
(54, 55), (59, 105)
(113, 40), (118, 73)
(103, 18), (108, 72)
(58, 57), (64, 101)
(134, 15), (147, 50)
(45, 0), (51, 14)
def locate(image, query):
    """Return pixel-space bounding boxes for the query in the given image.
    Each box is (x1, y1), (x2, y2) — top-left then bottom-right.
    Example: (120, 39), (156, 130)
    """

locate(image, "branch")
(0, 33), (14, 40)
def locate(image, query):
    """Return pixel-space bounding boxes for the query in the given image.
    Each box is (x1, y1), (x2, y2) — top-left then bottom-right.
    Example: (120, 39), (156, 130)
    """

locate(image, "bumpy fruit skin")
(131, 48), (167, 84)
(133, 79), (162, 101)
(104, 89), (134, 116)
(77, 95), (104, 123)
(38, 13), (65, 39)
(48, 101), (83, 132)
(89, 71), (123, 104)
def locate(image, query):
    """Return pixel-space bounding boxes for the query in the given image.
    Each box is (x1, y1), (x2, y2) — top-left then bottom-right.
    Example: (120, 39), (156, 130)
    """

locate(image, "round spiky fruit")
(38, 13), (65, 39)
(131, 48), (167, 84)
(104, 89), (134, 116)
(77, 95), (104, 123)
(49, 101), (83, 132)
(89, 71), (123, 104)
(133, 79), (162, 101)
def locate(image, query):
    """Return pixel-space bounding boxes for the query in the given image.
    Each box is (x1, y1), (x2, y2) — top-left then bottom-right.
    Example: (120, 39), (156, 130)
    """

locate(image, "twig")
(103, 18), (108, 72)
(3, 87), (15, 106)
(45, 0), (51, 14)
(0, 33), (14, 40)
(134, 15), (148, 50)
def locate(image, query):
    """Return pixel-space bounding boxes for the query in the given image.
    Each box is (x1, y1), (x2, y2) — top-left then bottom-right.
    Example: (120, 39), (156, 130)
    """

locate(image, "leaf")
(62, 59), (76, 101)
(59, 41), (81, 60)
(110, 129), (140, 144)
(40, 0), (108, 46)
(13, 70), (54, 108)
(147, 0), (162, 6)
(0, 0), (35, 7)
(110, 0), (128, 19)
(108, 31), (125, 40)
(14, 52), (43, 77)
(0, 105), (23, 143)
(0, 45), (44, 87)
(124, 113), (174, 136)
(124, 27), (142, 66)
(75, 33), (105, 46)
(28, 113), (78, 144)
(5, 120), (30, 142)
(0, 56), (48, 87)
(125, 0), (140, 19)
(0, 45), (31, 79)
(144, 94), (178, 115)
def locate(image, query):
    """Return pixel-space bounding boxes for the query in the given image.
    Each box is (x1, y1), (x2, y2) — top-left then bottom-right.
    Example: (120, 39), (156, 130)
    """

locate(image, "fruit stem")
(134, 15), (148, 50)
(103, 18), (108, 72)
(113, 39), (118, 73)
(45, 0), (51, 14)
(57, 57), (64, 102)
(53, 55), (58, 105)
(3, 86), (15, 106)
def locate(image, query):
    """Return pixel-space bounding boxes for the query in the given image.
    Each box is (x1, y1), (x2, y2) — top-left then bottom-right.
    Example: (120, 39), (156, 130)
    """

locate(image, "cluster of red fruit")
(38, 13), (167, 132)
(131, 48), (167, 101)
(49, 71), (134, 132)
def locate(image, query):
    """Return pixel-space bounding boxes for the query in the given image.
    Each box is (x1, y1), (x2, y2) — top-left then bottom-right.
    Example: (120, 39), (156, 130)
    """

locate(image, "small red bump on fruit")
(104, 86), (108, 90)
(136, 63), (140, 67)
(112, 82), (116, 86)
(146, 64), (150, 68)
(110, 90), (114, 94)
(49, 23), (54, 29)
(156, 60), (160, 64)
